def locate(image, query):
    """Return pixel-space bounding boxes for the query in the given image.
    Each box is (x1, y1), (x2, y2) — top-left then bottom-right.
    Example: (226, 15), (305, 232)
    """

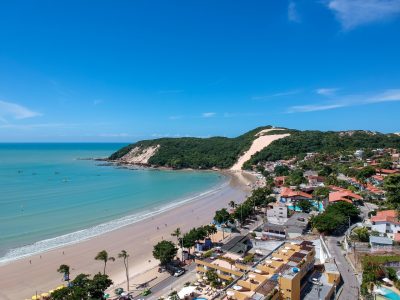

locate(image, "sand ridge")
(230, 128), (290, 171)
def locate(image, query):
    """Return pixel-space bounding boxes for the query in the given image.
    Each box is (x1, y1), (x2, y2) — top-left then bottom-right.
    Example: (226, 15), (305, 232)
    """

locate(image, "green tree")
(206, 269), (220, 288)
(356, 166), (376, 182)
(214, 208), (231, 239)
(274, 165), (290, 176)
(313, 186), (330, 212)
(50, 273), (112, 300)
(171, 227), (183, 261)
(287, 169), (306, 186)
(94, 250), (115, 275)
(152, 240), (177, 265)
(228, 200), (236, 209)
(57, 264), (70, 283)
(298, 200), (313, 213)
(353, 227), (370, 242)
(118, 250), (130, 292)
(384, 174), (400, 208)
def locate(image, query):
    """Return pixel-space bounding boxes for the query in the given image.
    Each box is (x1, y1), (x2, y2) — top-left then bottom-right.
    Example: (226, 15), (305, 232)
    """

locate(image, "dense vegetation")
(110, 127), (400, 170)
(311, 202), (360, 234)
(244, 130), (400, 167)
(109, 126), (274, 169)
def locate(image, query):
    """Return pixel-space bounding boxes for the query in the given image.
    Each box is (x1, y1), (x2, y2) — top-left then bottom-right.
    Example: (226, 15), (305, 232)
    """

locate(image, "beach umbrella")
(31, 296), (41, 300)
(56, 285), (65, 290)
(48, 290), (54, 294)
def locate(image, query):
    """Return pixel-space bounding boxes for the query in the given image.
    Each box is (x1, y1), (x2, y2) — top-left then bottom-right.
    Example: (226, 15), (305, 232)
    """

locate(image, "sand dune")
(231, 128), (290, 171)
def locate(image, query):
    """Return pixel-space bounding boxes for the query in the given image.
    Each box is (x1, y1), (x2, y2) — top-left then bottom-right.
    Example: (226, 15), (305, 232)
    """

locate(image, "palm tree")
(118, 250), (130, 292)
(228, 200), (236, 210)
(171, 228), (183, 261)
(57, 264), (70, 284)
(95, 250), (115, 275)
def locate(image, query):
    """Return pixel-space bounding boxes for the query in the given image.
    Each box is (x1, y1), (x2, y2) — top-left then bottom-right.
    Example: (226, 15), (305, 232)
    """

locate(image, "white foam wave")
(0, 179), (229, 265)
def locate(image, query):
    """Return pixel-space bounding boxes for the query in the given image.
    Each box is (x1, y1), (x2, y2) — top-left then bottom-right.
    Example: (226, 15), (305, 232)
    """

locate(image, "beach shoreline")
(0, 170), (255, 300)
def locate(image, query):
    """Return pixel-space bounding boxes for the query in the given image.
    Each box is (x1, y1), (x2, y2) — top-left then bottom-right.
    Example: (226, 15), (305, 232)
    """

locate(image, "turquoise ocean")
(0, 143), (226, 263)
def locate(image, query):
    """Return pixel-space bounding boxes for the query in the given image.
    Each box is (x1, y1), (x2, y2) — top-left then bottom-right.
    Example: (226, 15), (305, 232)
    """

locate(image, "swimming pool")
(287, 201), (324, 212)
(378, 287), (400, 300)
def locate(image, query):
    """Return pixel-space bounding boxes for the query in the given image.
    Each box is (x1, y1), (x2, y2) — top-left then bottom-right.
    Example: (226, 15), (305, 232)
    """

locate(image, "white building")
(266, 202), (288, 225)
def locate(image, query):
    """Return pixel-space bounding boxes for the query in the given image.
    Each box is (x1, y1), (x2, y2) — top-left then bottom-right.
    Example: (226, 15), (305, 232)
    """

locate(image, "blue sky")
(1, 0), (400, 142)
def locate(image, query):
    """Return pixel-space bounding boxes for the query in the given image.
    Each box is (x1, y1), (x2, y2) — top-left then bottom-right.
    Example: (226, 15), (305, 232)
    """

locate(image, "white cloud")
(316, 88), (339, 96)
(288, 103), (346, 113)
(288, 1), (301, 22)
(326, 0), (400, 30)
(288, 89), (400, 112)
(202, 112), (216, 118)
(252, 90), (301, 100)
(0, 100), (42, 120)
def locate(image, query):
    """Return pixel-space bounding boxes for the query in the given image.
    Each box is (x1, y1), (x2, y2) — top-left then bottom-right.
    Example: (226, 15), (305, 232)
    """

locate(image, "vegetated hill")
(109, 126), (277, 169)
(243, 130), (400, 168)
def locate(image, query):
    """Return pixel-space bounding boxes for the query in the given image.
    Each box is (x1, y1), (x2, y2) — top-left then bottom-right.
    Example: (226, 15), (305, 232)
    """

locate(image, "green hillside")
(244, 130), (400, 168)
(110, 128), (400, 170)
(109, 126), (274, 169)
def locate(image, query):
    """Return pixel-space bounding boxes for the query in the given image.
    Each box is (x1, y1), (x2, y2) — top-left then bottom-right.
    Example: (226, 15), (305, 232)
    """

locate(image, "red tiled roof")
(328, 191), (363, 203)
(372, 175), (384, 181)
(371, 210), (398, 223)
(280, 187), (312, 199)
(366, 183), (384, 194)
(378, 169), (399, 174)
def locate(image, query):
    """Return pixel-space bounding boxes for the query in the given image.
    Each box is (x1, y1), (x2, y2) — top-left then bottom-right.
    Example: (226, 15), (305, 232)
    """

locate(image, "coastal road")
(326, 236), (359, 300)
(132, 263), (196, 300)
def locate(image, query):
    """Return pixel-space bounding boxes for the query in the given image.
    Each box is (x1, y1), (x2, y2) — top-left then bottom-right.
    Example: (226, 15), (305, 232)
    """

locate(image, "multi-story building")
(226, 241), (317, 300)
(266, 202), (288, 225)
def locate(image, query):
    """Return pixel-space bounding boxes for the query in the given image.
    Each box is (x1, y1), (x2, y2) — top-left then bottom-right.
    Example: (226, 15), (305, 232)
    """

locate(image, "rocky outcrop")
(118, 145), (160, 164)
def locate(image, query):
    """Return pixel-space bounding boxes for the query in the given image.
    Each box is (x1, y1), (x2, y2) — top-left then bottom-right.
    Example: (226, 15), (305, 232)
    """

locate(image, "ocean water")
(0, 143), (226, 263)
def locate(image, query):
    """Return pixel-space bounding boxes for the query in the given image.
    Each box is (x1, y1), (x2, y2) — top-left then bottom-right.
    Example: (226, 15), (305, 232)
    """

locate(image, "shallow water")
(0, 143), (225, 262)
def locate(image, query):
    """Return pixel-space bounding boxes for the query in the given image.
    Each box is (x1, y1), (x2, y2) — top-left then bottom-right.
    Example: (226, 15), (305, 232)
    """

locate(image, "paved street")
(132, 263), (196, 300)
(326, 236), (359, 300)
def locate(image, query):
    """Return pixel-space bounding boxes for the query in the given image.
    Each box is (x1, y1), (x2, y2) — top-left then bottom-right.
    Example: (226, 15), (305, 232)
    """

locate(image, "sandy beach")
(0, 171), (254, 300)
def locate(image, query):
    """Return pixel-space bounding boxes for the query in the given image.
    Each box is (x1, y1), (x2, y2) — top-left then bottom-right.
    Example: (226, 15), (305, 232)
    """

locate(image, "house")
(306, 175), (325, 186)
(328, 190), (363, 204)
(280, 187), (313, 203)
(371, 210), (400, 239)
(263, 212), (310, 240)
(266, 202), (288, 225)
(369, 236), (393, 252)
(376, 169), (399, 176)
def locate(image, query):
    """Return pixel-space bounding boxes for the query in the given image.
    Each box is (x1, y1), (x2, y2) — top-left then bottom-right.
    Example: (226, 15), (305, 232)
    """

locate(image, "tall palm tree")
(57, 264), (70, 284)
(171, 228), (183, 261)
(228, 200), (236, 210)
(95, 250), (115, 275)
(118, 250), (130, 292)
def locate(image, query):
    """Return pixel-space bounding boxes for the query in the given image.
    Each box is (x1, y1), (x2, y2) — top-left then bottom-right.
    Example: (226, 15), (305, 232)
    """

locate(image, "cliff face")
(116, 145), (160, 164)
